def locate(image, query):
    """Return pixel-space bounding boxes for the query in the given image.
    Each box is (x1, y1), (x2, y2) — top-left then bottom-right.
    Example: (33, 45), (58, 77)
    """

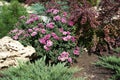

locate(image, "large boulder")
(0, 36), (36, 69)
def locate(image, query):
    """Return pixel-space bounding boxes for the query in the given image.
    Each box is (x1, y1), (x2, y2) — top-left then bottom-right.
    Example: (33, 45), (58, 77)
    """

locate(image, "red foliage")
(68, 0), (99, 28)
(98, 0), (120, 25)
(25, 0), (39, 5)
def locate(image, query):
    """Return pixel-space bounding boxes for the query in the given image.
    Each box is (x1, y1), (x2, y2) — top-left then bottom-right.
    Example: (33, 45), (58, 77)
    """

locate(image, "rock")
(40, 16), (51, 23)
(0, 36), (36, 69)
(0, 1), (9, 6)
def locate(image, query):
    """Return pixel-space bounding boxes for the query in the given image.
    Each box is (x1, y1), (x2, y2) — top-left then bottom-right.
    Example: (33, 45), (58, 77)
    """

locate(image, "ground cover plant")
(0, 0), (27, 38)
(113, 47), (120, 54)
(96, 56), (120, 80)
(0, 57), (85, 80)
(0, 0), (120, 79)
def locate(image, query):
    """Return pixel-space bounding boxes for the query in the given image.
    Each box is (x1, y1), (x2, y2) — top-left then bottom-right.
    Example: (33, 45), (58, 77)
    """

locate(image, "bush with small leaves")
(0, 0), (27, 38)
(0, 57), (85, 80)
(96, 56), (120, 80)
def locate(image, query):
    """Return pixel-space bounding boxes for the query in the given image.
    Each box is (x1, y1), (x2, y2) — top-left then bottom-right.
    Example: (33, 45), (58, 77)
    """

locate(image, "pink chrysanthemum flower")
(46, 22), (54, 29)
(46, 40), (53, 47)
(53, 15), (61, 21)
(31, 32), (37, 36)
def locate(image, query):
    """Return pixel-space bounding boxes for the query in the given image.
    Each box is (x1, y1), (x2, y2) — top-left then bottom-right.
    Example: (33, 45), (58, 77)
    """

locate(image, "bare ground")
(72, 53), (114, 80)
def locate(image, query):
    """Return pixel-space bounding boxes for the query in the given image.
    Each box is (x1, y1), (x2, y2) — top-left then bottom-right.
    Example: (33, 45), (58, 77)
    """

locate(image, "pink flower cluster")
(51, 32), (59, 40)
(59, 28), (70, 35)
(27, 25), (47, 36)
(53, 15), (61, 21)
(19, 16), (26, 19)
(62, 12), (67, 17)
(62, 35), (76, 42)
(58, 51), (72, 63)
(26, 14), (39, 24)
(40, 29), (46, 34)
(53, 15), (67, 24)
(27, 27), (40, 37)
(68, 21), (74, 26)
(46, 9), (59, 14)
(62, 35), (72, 41)
(44, 40), (53, 51)
(59, 28), (76, 42)
(39, 34), (51, 44)
(62, 31), (71, 35)
(39, 34), (53, 51)
(11, 29), (24, 40)
(46, 22), (54, 29)
(11, 28), (19, 33)
(31, 31), (37, 36)
(73, 46), (80, 55)
(61, 17), (67, 23)
(47, 8), (68, 24)
(38, 32), (60, 50)
(38, 23), (44, 28)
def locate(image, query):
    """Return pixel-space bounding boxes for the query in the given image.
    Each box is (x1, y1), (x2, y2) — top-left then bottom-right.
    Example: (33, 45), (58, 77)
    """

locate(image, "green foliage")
(56, 1), (69, 11)
(96, 56), (120, 80)
(0, 6), (2, 12)
(77, 0), (100, 6)
(0, 0), (27, 38)
(87, 0), (101, 6)
(113, 47), (120, 54)
(0, 57), (85, 80)
(27, 3), (46, 15)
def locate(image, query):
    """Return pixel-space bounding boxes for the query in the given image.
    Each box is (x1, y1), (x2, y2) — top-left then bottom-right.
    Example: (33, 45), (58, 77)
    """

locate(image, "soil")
(72, 53), (114, 80)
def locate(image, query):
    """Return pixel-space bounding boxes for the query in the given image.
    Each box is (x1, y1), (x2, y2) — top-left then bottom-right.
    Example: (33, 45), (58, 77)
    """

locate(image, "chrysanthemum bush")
(9, 8), (83, 64)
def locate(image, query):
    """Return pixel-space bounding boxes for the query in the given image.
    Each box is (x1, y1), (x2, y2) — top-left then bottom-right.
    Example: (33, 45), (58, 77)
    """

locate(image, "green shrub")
(113, 47), (120, 54)
(0, 0), (27, 38)
(0, 57), (85, 80)
(27, 3), (46, 15)
(0, 6), (2, 12)
(96, 56), (120, 80)
(87, 0), (100, 6)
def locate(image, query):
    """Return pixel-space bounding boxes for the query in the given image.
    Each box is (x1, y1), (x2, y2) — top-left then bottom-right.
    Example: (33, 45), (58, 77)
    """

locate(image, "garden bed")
(0, 0), (120, 80)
